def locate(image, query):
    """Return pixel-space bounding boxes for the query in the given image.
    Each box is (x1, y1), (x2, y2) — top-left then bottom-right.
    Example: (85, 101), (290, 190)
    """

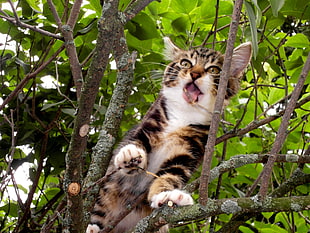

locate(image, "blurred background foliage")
(0, 0), (310, 232)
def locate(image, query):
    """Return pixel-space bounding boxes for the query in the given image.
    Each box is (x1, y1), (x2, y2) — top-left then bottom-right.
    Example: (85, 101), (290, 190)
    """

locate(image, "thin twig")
(0, 44), (66, 111)
(46, 0), (83, 99)
(257, 51), (310, 198)
(13, 134), (49, 233)
(1, 1), (62, 40)
(216, 94), (310, 145)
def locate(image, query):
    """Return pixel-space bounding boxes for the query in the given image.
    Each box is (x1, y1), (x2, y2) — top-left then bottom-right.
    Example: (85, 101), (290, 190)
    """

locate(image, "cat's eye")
(206, 66), (221, 74)
(180, 59), (192, 69)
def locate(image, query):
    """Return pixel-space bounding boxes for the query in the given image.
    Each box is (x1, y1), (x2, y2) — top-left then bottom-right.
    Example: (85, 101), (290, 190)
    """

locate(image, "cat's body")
(86, 38), (252, 233)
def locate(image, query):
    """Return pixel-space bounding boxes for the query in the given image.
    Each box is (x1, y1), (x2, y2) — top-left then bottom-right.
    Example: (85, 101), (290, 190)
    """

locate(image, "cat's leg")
(148, 173), (193, 208)
(147, 174), (193, 233)
(150, 189), (193, 208)
(114, 144), (147, 173)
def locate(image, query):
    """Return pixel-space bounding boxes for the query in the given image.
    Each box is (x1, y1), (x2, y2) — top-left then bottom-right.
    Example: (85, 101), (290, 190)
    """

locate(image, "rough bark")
(199, 0), (244, 205)
(76, 0), (156, 231)
(63, 0), (120, 231)
(186, 154), (310, 193)
(257, 51), (310, 197)
(133, 195), (310, 233)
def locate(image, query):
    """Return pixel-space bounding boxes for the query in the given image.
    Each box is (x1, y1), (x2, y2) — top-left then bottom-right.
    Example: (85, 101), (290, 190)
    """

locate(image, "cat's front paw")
(86, 224), (100, 233)
(114, 144), (147, 172)
(150, 189), (194, 208)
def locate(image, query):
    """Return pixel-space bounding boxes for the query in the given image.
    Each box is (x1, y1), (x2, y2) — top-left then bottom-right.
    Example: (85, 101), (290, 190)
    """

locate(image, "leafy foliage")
(0, 0), (310, 232)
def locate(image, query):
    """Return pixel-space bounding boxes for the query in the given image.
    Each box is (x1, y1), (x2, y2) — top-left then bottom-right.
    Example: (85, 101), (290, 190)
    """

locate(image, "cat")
(86, 37), (252, 233)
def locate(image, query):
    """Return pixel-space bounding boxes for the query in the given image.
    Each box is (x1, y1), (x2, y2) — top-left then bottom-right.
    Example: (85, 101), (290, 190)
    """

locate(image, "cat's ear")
(163, 37), (182, 61)
(230, 42), (252, 77)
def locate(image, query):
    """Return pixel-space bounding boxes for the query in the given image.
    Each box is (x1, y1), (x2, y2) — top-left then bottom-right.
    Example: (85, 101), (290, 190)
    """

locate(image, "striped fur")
(86, 38), (252, 233)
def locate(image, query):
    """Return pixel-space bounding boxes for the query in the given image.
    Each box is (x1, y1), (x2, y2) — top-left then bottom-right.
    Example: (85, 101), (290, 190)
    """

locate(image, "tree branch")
(132, 195), (310, 232)
(13, 134), (49, 233)
(257, 51), (310, 198)
(185, 154), (310, 193)
(199, 0), (244, 205)
(62, 0), (121, 230)
(217, 168), (310, 232)
(0, 44), (66, 111)
(216, 94), (310, 145)
(46, 0), (83, 99)
(82, 26), (137, 231)
(124, 0), (158, 21)
(0, 14), (62, 40)
(0, 0), (62, 40)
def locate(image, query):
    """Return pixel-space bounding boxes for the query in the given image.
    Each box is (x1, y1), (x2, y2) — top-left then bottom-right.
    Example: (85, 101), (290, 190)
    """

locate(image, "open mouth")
(183, 82), (203, 103)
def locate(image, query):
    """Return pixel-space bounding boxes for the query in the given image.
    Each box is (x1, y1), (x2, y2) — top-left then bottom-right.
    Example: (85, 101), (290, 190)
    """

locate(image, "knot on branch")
(117, 52), (137, 72)
(64, 40), (75, 46)
(286, 154), (299, 162)
(62, 24), (72, 32)
(68, 182), (81, 196)
(221, 200), (241, 214)
(79, 124), (90, 137)
(118, 12), (127, 25)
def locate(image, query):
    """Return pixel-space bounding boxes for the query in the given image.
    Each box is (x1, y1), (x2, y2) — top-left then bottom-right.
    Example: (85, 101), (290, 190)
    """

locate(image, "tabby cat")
(86, 38), (252, 233)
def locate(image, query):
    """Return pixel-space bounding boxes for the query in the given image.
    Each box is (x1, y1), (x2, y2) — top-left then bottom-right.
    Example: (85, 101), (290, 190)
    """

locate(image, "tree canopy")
(0, 0), (310, 232)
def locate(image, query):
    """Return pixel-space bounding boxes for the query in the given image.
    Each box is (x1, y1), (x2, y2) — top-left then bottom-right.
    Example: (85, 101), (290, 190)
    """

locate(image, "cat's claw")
(150, 189), (194, 208)
(114, 144), (147, 172)
(86, 224), (100, 233)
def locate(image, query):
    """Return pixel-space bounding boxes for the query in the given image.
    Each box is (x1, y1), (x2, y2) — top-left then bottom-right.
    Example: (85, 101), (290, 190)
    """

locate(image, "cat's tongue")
(183, 83), (202, 103)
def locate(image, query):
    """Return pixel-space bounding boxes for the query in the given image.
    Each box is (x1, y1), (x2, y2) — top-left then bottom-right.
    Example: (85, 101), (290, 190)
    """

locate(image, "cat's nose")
(191, 72), (201, 80)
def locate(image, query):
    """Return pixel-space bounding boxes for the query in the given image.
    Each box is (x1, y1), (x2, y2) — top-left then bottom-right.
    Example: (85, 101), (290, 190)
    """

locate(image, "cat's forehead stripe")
(183, 48), (223, 65)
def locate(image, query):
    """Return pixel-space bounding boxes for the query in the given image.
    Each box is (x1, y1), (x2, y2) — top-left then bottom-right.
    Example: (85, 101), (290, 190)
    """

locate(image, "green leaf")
(285, 34), (310, 48)
(281, 0), (310, 19)
(127, 12), (159, 40)
(269, 0), (285, 17)
(0, 203), (19, 217)
(25, 0), (42, 13)
(245, 1), (258, 58)
(262, 212), (274, 219)
(170, 0), (198, 15)
(251, 0), (262, 25)
(268, 88), (284, 104)
(171, 16), (190, 33)
(88, 0), (102, 17)
(15, 58), (30, 73)
(41, 99), (66, 111)
(61, 108), (76, 117)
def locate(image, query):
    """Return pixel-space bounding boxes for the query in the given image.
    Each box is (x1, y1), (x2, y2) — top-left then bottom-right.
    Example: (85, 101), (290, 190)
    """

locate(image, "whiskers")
(134, 62), (166, 93)
(212, 76), (240, 98)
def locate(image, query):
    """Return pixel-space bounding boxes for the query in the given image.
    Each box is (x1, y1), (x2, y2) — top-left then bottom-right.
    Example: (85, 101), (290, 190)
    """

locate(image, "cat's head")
(162, 37), (252, 115)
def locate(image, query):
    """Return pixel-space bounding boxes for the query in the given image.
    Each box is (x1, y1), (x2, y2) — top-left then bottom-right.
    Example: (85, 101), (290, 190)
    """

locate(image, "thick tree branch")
(199, 0), (244, 205)
(82, 25), (136, 231)
(217, 168), (310, 232)
(63, 0), (121, 231)
(81, 0), (156, 230)
(133, 195), (310, 232)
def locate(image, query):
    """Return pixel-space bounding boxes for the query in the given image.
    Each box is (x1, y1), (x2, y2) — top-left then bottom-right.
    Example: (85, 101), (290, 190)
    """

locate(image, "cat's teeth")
(183, 83), (203, 103)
